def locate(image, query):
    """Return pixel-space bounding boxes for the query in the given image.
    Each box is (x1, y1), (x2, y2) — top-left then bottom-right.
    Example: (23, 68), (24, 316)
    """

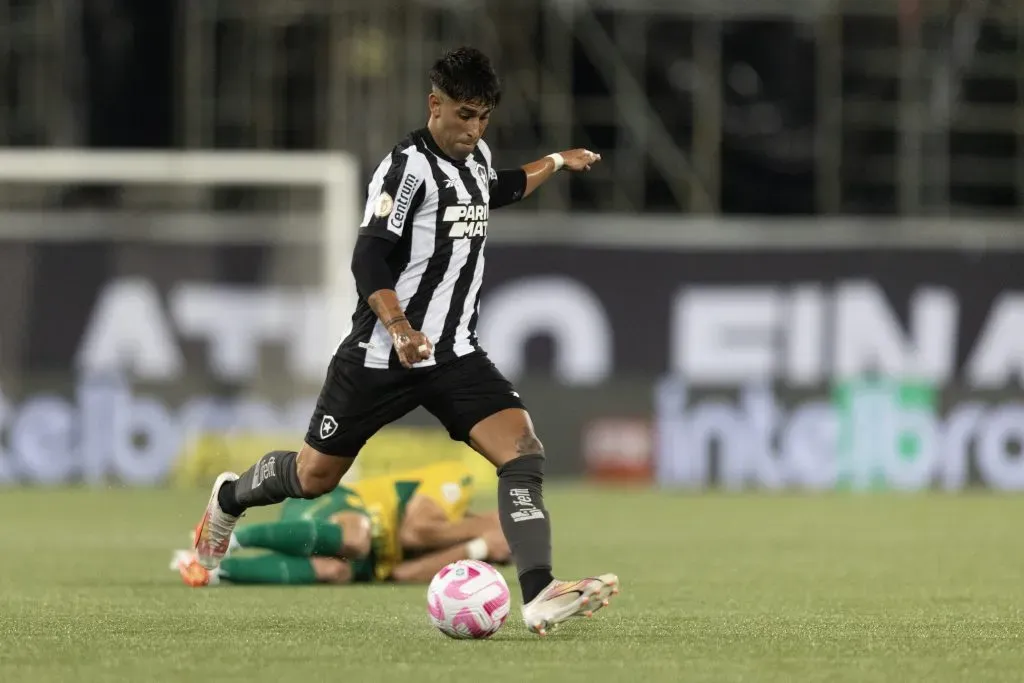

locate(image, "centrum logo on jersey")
(389, 173), (419, 231)
(443, 203), (488, 238)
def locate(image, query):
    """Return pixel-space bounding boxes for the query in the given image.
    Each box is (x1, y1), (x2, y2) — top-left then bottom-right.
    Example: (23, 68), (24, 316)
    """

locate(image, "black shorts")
(304, 352), (527, 457)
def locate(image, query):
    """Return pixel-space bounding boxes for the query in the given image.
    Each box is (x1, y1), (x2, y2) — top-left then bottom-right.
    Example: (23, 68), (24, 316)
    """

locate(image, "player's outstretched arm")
(489, 149), (602, 209)
(521, 148), (602, 198)
(390, 528), (510, 583)
(390, 544), (474, 583)
(400, 509), (501, 553)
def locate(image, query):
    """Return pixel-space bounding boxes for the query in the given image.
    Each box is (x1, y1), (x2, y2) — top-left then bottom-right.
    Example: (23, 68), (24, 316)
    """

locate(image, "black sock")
(217, 481), (244, 517)
(218, 450), (309, 516)
(497, 453), (555, 603)
(520, 568), (555, 604)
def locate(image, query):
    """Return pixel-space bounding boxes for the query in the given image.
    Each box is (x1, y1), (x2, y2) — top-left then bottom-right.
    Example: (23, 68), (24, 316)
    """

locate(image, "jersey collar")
(416, 128), (474, 166)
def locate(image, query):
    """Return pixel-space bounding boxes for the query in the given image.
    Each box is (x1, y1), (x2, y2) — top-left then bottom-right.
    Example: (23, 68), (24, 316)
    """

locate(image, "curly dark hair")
(428, 47), (502, 109)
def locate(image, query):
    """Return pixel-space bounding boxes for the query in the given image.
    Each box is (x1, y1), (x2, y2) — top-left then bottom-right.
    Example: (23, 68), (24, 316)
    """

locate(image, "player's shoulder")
(374, 132), (426, 167)
(386, 129), (420, 156)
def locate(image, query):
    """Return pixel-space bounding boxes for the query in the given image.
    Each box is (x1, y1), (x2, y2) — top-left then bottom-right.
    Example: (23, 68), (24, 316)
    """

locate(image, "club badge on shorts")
(320, 415), (339, 439)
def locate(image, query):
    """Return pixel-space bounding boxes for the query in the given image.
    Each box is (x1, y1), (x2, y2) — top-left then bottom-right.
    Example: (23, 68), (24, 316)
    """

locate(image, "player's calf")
(495, 451), (622, 635)
(231, 514), (370, 560)
(215, 449), (306, 518)
(496, 452), (555, 604)
(217, 445), (349, 517)
(176, 549), (334, 586)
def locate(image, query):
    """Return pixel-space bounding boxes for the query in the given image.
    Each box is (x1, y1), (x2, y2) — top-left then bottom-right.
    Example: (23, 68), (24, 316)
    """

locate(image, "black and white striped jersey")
(339, 128), (500, 369)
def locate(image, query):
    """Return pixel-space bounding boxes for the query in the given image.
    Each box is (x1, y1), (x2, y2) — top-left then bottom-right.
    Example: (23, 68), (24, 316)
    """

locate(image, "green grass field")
(2, 485), (1024, 682)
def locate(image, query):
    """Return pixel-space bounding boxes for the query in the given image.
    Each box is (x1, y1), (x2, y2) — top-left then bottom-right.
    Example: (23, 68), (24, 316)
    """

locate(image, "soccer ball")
(427, 560), (511, 639)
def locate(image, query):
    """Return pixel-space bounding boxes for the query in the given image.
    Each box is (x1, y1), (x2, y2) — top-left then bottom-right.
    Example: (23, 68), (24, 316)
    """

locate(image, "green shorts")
(278, 486), (377, 583)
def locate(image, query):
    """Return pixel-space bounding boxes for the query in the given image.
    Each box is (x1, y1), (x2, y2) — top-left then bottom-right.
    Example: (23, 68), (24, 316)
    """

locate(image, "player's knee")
(516, 434), (544, 457)
(513, 425), (544, 458)
(488, 432), (544, 469)
(297, 474), (337, 498)
(495, 432), (544, 471)
(311, 557), (352, 585)
(343, 524), (372, 559)
(296, 446), (350, 497)
(497, 451), (545, 479)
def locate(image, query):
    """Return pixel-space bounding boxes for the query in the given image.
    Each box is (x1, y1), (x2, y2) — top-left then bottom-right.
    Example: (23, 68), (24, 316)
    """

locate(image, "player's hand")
(391, 326), (433, 368)
(559, 148), (602, 172)
(482, 527), (512, 564)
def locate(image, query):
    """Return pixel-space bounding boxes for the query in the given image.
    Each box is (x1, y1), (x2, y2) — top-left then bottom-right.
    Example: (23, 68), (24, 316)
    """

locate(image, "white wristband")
(466, 537), (488, 561)
(546, 152), (565, 172)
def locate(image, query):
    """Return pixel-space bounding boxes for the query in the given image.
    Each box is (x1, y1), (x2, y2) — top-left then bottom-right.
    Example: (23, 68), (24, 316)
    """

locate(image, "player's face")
(430, 92), (492, 159)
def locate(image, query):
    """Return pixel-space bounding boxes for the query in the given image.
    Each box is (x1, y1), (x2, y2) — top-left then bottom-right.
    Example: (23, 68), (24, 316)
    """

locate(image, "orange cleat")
(172, 550), (219, 588)
(193, 472), (240, 570)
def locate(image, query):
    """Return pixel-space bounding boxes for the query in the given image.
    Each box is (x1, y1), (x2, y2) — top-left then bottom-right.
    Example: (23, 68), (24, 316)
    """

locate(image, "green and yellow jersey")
(279, 461), (475, 581)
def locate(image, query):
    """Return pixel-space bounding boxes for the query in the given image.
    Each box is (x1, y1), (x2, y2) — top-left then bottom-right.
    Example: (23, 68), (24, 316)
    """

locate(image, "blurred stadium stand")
(0, 0), (1020, 216)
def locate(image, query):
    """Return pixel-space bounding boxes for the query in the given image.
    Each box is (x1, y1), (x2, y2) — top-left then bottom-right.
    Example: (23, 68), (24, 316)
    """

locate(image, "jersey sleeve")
(359, 149), (428, 242)
(476, 138), (526, 209)
(489, 169), (527, 209)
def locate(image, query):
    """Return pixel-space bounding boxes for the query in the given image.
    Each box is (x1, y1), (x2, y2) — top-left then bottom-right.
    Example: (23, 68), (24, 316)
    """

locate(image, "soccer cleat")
(521, 573), (620, 636)
(193, 471), (240, 570)
(189, 529), (242, 556)
(173, 549), (220, 588)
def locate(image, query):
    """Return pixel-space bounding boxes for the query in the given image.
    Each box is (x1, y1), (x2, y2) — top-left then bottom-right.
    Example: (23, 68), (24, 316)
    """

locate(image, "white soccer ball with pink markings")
(427, 560), (511, 639)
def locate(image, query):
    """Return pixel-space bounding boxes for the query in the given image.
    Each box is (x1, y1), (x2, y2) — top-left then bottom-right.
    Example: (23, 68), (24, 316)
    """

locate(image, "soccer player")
(192, 46), (618, 636)
(175, 461), (512, 586)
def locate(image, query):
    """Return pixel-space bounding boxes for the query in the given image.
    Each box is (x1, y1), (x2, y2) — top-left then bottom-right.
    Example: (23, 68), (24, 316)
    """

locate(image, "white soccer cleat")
(192, 472), (240, 570)
(521, 573), (620, 636)
(189, 529), (241, 556)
